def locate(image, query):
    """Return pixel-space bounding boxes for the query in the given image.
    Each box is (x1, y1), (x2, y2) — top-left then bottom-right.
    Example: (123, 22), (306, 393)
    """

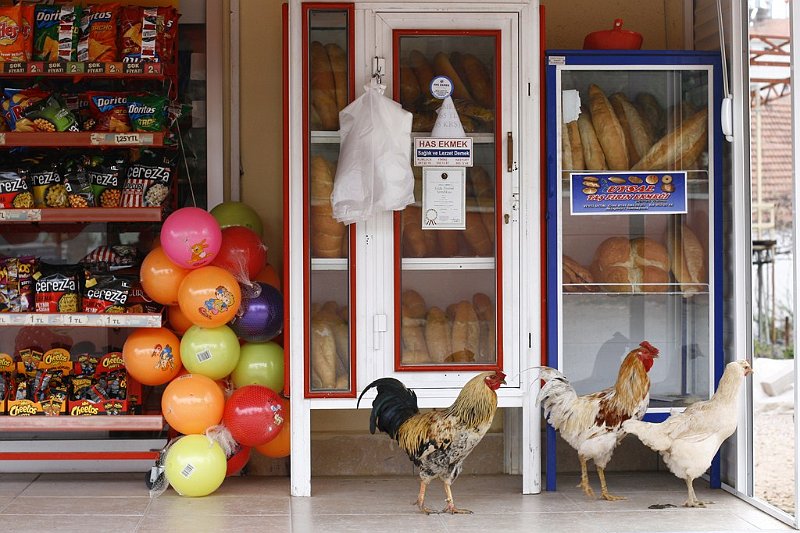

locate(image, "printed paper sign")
(414, 137), (473, 167)
(570, 171), (687, 216)
(421, 167), (466, 230)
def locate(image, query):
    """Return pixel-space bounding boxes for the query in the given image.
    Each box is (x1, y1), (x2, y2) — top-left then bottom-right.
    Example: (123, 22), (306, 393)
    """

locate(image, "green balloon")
(180, 325), (241, 380)
(210, 201), (264, 237)
(164, 435), (227, 497)
(231, 341), (285, 393)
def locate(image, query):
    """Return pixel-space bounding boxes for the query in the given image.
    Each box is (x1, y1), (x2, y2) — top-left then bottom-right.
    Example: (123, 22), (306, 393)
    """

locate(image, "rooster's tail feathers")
(357, 377), (420, 439)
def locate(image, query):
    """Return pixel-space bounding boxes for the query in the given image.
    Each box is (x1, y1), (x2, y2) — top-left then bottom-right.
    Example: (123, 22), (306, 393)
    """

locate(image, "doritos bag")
(0, 5), (27, 62)
(33, 4), (81, 62)
(78, 4), (118, 62)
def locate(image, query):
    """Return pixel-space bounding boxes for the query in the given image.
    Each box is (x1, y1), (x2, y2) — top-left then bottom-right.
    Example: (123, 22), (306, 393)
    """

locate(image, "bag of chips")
(17, 256), (36, 312)
(82, 273), (130, 313)
(0, 5), (27, 62)
(30, 161), (68, 208)
(87, 92), (131, 133)
(87, 153), (127, 208)
(0, 170), (33, 208)
(118, 6), (179, 63)
(126, 279), (161, 314)
(81, 245), (139, 271)
(20, 3), (34, 62)
(0, 257), (19, 312)
(121, 150), (175, 208)
(63, 156), (94, 208)
(77, 4), (119, 62)
(33, 263), (84, 313)
(23, 95), (80, 133)
(127, 94), (167, 132)
(33, 4), (81, 62)
(2, 88), (49, 132)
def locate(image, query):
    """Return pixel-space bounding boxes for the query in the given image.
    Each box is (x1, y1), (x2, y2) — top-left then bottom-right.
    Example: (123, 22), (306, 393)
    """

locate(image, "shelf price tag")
(0, 209), (41, 221)
(64, 314), (89, 326)
(86, 62), (104, 74)
(123, 62), (144, 74)
(0, 314), (8, 326)
(106, 315), (125, 327)
(32, 314), (50, 326)
(67, 62), (85, 74)
(105, 62), (123, 74)
(10, 314), (31, 326)
(3, 62), (25, 74)
(113, 133), (143, 145)
(44, 62), (65, 74)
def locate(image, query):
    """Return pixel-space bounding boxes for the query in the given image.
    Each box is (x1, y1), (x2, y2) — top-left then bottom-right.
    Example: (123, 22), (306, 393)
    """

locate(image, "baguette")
(566, 121), (585, 170)
(433, 52), (473, 101)
(402, 289), (427, 319)
(562, 255), (596, 292)
(464, 211), (492, 256)
(310, 155), (334, 204)
(310, 41), (339, 130)
(425, 307), (452, 362)
(472, 293), (495, 361)
(632, 108), (708, 171)
(450, 300), (480, 357)
(402, 302), (430, 363)
(409, 50), (435, 98)
(310, 204), (346, 258)
(461, 53), (493, 108)
(577, 113), (607, 170)
(449, 52), (470, 89)
(588, 84), (629, 170)
(325, 43), (348, 113)
(561, 123), (573, 170)
(400, 66), (420, 109)
(609, 93), (653, 166)
(635, 92), (665, 138)
(402, 206), (427, 258)
(310, 319), (337, 389)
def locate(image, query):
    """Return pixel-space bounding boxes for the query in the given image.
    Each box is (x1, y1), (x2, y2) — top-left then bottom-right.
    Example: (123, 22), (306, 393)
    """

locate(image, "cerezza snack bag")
(33, 4), (81, 62)
(0, 5), (27, 62)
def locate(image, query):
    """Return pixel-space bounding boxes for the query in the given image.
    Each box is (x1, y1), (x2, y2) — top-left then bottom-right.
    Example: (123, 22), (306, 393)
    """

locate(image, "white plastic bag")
(332, 79), (415, 225)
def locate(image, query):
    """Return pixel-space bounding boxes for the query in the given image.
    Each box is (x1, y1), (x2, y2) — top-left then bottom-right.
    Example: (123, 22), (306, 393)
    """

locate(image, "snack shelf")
(0, 415), (164, 432)
(401, 257), (495, 270)
(0, 61), (166, 78)
(0, 131), (165, 147)
(0, 207), (162, 223)
(0, 313), (162, 328)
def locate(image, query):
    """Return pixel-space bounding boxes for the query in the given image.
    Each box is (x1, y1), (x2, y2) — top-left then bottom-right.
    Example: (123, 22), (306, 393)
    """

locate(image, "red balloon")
(211, 226), (267, 281)
(223, 385), (286, 447)
(226, 445), (251, 477)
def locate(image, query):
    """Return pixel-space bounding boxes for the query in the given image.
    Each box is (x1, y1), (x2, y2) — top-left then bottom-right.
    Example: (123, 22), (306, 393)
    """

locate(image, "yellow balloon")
(164, 435), (227, 497)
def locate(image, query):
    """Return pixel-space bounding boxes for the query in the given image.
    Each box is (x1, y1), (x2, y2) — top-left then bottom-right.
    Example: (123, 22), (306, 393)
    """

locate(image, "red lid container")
(583, 19), (643, 50)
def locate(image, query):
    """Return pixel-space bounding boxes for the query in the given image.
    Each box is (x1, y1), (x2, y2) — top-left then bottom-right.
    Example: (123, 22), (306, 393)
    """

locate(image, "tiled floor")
(0, 471), (794, 532)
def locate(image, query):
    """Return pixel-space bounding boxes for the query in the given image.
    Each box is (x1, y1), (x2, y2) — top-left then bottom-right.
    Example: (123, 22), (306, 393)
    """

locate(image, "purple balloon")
(230, 282), (284, 342)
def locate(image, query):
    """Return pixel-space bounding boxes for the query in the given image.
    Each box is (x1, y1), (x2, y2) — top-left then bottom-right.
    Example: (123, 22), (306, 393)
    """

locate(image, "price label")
(145, 62), (161, 74)
(106, 315), (124, 327)
(145, 314), (162, 327)
(113, 133), (142, 145)
(86, 62), (104, 74)
(10, 314), (31, 326)
(0, 209), (41, 221)
(67, 62), (85, 74)
(105, 62), (123, 74)
(44, 62), (65, 74)
(4, 62), (25, 74)
(64, 314), (89, 326)
(32, 314), (50, 326)
(0, 314), (8, 325)
(28, 62), (45, 74)
(123, 62), (143, 74)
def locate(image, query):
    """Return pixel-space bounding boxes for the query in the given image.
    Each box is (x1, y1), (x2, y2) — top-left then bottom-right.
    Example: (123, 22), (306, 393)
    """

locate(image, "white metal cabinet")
(285, 0), (541, 496)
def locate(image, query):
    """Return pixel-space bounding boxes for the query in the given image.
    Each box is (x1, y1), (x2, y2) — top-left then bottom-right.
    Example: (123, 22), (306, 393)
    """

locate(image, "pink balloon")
(161, 207), (222, 269)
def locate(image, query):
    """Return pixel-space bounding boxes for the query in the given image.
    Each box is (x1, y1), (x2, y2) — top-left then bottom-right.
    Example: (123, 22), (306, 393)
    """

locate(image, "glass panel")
(307, 9), (351, 393)
(748, 0), (794, 517)
(557, 68), (711, 406)
(396, 33), (498, 368)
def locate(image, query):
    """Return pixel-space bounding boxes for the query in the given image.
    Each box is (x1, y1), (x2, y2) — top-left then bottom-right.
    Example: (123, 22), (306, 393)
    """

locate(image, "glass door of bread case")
(551, 63), (716, 408)
(304, 5), (355, 396)
(393, 30), (502, 371)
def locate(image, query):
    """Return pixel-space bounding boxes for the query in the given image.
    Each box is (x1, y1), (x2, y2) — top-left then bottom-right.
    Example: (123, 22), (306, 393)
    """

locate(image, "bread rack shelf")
(401, 257), (495, 270)
(0, 207), (162, 223)
(311, 258), (348, 270)
(0, 313), (162, 328)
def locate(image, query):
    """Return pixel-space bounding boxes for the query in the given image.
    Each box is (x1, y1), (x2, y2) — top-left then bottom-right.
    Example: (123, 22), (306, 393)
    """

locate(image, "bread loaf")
(403, 289), (427, 319)
(588, 84), (629, 170)
(325, 43), (348, 113)
(402, 206), (427, 258)
(561, 123), (573, 170)
(667, 223), (705, 294)
(609, 93), (652, 167)
(409, 51), (435, 98)
(311, 204), (346, 258)
(402, 302), (430, 364)
(450, 300), (480, 358)
(632, 108), (708, 171)
(433, 52), (473, 101)
(577, 113), (607, 170)
(472, 293), (495, 361)
(562, 255), (596, 292)
(425, 307), (452, 362)
(464, 212), (492, 256)
(635, 92), (665, 138)
(310, 41), (339, 130)
(310, 155), (334, 204)
(591, 236), (670, 293)
(310, 319), (337, 389)
(400, 66), (420, 108)
(566, 121), (585, 170)
(461, 53), (493, 107)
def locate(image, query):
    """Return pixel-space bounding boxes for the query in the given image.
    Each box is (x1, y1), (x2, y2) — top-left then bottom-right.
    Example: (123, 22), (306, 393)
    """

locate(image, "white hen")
(622, 360), (752, 507)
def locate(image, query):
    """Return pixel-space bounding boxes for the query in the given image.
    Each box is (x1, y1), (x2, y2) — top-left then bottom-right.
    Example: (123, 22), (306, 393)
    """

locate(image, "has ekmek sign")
(414, 137), (473, 167)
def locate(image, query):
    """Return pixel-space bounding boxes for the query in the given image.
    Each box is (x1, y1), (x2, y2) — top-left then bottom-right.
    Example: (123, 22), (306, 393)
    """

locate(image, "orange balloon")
(255, 401), (290, 458)
(177, 266), (242, 328)
(253, 264), (281, 290)
(167, 305), (193, 335)
(162, 374), (225, 435)
(140, 247), (190, 305)
(122, 328), (183, 385)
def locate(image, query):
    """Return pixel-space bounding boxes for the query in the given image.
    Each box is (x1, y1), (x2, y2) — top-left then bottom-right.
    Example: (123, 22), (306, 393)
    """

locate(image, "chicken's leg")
(439, 482), (473, 514)
(414, 479), (436, 514)
(597, 466), (626, 501)
(683, 477), (713, 507)
(577, 455), (595, 498)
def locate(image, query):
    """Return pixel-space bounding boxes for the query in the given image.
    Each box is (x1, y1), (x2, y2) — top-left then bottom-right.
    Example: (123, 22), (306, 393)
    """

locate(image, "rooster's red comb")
(639, 341), (658, 355)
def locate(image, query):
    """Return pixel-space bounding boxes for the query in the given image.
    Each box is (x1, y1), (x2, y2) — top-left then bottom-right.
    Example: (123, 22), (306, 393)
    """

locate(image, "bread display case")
(286, 0), (541, 496)
(544, 50), (724, 487)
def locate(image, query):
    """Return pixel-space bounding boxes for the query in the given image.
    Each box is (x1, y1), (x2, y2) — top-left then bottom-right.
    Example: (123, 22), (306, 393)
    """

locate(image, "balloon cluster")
(122, 202), (289, 498)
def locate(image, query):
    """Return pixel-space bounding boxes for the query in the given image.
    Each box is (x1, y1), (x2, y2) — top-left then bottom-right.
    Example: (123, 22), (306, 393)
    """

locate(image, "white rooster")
(622, 360), (752, 507)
